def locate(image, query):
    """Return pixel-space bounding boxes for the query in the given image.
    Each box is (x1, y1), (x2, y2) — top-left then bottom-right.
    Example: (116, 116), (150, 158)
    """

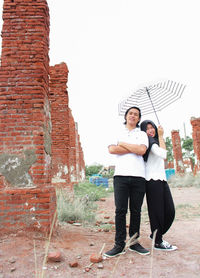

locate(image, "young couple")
(104, 106), (177, 258)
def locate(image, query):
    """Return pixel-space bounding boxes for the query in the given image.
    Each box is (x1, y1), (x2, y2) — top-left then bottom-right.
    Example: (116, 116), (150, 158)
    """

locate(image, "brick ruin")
(171, 130), (185, 174)
(170, 121), (200, 175)
(190, 117), (200, 175)
(0, 0), (85, 234)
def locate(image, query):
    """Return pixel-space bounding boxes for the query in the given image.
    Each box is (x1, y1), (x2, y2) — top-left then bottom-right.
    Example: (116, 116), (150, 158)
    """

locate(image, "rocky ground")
(0, 186), (200, 278)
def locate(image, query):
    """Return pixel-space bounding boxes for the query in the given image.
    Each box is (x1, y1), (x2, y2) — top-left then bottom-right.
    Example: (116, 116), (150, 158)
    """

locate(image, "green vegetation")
(181, 136), (195, 167)
(85, 164), (103, 177)
(74, 180), (113, 201)
(175, 203), (200, 220)
(165, 135), (194, 165)
(56, 181), (113, 225)
(168, 173), (200, 188)
(165, 136), (174, 162)
(99, 223), (114, 232)
(85, 164), (114, 178)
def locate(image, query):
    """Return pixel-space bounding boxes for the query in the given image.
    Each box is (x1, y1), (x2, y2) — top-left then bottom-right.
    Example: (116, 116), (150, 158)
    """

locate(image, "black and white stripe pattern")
(118, 80), (186, 117)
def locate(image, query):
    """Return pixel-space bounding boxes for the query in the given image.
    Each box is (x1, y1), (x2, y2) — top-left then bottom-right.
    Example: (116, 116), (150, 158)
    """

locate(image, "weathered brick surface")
(0, 186), (56, 234)
(0, 0), (85, 233)
(49, 63), (71, 186)
(190, 117), (200, 174)
(171, 130), (184, 173)
(69, 109), (77, 183)
(49, 63), (85, 187)
(0, 0), (51, 188)
(165, 161), (174, 169)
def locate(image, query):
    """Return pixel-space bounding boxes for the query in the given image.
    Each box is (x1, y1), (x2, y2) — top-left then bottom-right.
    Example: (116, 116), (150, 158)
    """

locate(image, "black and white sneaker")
(104, 245), (126, 257)
(129, 243), (150, 256)
(149, 235), (170, 246)
(154, 241), (177, 251)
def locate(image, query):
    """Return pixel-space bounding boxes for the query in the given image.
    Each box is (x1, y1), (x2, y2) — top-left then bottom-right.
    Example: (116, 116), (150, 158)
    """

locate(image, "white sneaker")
(154, 241), (177, 251)
(149, 235), (171, 246)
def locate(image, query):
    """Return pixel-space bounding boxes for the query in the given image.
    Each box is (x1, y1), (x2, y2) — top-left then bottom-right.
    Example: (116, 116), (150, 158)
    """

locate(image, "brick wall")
(77, 133), (85, 181)
(0, 0), (85, 234)
(171, 130), (184, 174)
(165, 161), (174, 169)
(49, 63), (85, 188)
(0, 0), (51, 188)
(190, 117), (200, 174)
(0, 187), (56, 234)
(68, 109), (77, 183)
(49, 63), (71, 188)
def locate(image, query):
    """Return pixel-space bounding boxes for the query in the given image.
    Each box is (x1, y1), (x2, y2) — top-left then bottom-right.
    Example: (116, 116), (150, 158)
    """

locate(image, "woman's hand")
(158, 125), (164, 137)
(157, 126), (166, 150)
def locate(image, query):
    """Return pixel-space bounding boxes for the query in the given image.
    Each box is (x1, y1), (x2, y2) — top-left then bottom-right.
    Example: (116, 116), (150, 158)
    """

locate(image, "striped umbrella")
(118, 80), (186, 124)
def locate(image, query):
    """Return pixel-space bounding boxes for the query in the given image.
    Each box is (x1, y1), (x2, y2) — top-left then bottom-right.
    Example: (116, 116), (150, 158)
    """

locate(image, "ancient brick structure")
(49, 63), (71, 188)
(0, 0), (85, 234)
(164, 161), (174, 169)
(190, 117), (200, 174)
(49, 63), (85, 188)
(171, 130), (184, 174)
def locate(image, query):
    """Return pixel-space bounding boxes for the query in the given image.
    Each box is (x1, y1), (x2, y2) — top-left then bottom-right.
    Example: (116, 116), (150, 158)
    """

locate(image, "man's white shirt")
(110, 126), (149, 178)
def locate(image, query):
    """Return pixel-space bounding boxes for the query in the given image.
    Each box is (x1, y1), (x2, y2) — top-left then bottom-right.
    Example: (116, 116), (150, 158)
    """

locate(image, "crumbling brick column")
(69, 109), (77, 183)
(49, 63), (71, 189)
(49, 64), (85, 188)
(75, 124), (85, 182)
(77, 134), (85, 181)
(0, 0), (56, 234)
(190, 117), (200, 174)
(171, 130), (185, 174)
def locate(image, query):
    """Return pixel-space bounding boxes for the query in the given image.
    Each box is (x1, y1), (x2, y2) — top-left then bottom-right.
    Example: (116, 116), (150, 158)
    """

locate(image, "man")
(104, 106), (150, 257)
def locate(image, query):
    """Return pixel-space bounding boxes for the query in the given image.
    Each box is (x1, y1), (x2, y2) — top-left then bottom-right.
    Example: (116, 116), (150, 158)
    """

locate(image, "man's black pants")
(114, 175), (146, 247)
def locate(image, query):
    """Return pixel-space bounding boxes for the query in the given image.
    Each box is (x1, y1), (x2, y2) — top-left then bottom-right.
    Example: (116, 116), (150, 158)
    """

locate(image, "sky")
(0, 0), (200, 166)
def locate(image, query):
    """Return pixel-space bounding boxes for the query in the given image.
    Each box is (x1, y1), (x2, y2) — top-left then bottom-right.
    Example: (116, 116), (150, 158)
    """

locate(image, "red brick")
(171, 130), (184, 174)
(0, 0), (85, 235)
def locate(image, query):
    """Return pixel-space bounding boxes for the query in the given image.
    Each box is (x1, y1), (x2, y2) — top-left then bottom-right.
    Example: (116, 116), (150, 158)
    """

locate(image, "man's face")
(126, 108), (140, 126)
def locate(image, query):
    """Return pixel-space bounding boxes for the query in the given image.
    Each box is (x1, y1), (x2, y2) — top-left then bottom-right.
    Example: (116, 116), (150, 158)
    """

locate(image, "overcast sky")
(0, 0), (200, 166)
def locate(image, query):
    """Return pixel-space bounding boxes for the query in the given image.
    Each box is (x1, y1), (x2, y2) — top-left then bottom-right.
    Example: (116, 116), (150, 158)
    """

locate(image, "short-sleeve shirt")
(110, 126), (149, 178)
(145, 144), (167, 181)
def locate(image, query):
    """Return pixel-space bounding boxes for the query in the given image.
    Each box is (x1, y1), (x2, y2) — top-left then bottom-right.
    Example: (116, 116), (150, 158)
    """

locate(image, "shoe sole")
(103, 251), (126, 258)
(128, 248), (150, 256)
(154, 246), (178, 251)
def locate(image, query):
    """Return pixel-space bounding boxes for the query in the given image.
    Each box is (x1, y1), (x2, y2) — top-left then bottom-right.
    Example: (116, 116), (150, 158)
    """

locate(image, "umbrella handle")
(146, 88), (160, 125)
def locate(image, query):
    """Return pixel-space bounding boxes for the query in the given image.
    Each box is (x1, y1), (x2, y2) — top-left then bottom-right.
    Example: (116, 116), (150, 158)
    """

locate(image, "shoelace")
(162, 240), (171, 248)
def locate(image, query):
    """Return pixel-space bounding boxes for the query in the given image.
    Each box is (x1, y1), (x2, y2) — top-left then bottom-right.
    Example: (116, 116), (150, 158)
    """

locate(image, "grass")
(99, 223), (114, 232)
(74, 180), (113, 201)
(56, 181), (113, 226)
(168, 172), (200, 188)
(175, 203), (200, 220)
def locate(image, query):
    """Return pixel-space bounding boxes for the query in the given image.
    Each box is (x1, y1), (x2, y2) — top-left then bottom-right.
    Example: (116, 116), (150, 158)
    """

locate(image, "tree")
(85, 164), (103, 177)
(165, 137), (174, 162)
(181, 136), (195, 168)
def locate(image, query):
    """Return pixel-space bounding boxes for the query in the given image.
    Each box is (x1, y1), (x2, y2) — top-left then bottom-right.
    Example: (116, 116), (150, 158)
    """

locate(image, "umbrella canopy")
(118, 80), (186, 124)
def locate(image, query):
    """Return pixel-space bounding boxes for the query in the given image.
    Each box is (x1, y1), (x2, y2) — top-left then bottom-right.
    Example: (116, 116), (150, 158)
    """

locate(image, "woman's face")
(146, 123), (156, 137)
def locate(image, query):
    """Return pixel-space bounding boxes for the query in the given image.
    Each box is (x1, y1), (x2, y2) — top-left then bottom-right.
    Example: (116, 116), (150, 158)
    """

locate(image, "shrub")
(56, 181), (113, 225)
(74, 181), (110, 201)
(168, 173), (200, 188)
(56, 188), (96, 225)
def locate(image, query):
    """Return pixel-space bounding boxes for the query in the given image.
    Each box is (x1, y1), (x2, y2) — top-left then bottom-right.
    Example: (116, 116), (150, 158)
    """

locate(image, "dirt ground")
(0, 186), (200, 278)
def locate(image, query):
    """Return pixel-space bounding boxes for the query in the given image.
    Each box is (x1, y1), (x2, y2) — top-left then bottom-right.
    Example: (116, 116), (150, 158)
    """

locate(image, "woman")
(140, 120), (177, 251)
